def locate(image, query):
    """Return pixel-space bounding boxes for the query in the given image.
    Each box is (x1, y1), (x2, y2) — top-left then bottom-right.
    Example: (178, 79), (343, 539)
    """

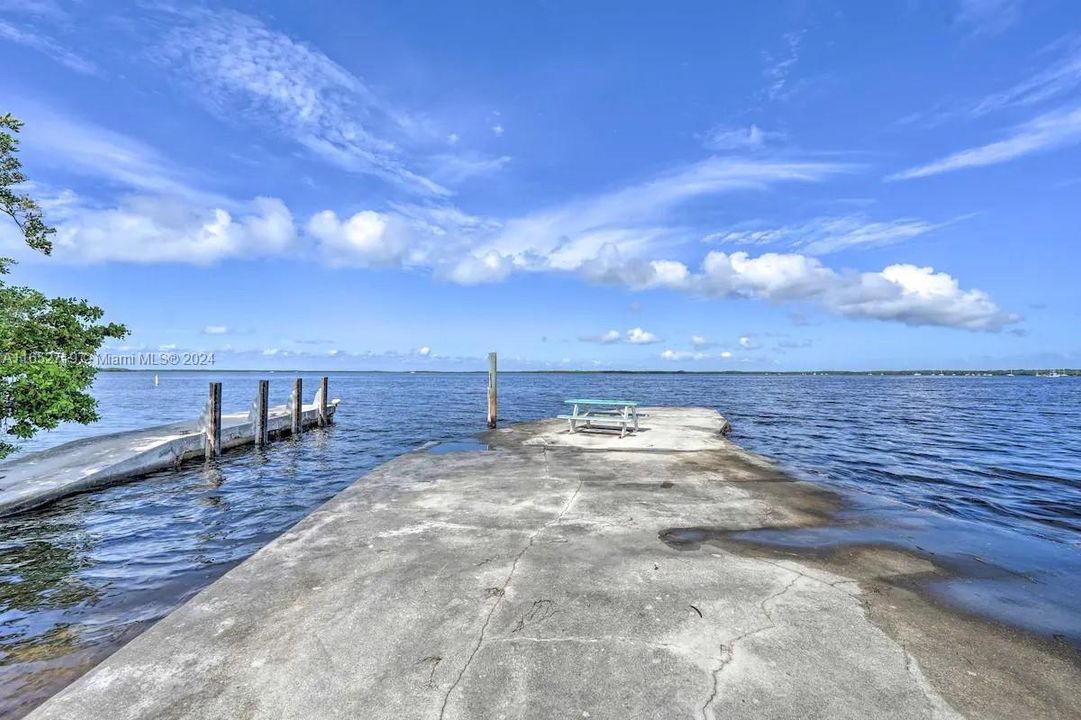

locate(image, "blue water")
(1, 371), (1079, 717)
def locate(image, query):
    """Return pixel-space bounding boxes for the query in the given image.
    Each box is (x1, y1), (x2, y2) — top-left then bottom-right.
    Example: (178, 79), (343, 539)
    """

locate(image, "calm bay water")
(1, 371), (1079, 717)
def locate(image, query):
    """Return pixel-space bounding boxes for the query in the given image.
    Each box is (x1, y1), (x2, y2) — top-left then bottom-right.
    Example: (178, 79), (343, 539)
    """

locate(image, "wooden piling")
(292, 378), (303, 435)
(255, 379), (269, 447)
(206, 382), (222, 460)
(487, 352), (498, 428)
(319, 376), (329, 428)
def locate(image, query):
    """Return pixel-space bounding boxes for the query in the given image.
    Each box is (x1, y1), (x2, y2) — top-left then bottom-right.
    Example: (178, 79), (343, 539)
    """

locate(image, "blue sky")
(2, 0), (1079, 370)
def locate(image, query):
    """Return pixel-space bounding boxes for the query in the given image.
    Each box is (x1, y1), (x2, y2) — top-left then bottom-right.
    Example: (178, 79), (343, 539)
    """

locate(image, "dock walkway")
(24, 408), (1080, 719)
(0, 399), (339, 516)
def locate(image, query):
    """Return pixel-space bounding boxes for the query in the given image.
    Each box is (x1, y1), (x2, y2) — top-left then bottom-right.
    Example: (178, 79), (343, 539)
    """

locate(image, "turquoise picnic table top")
(564, 398), (640, 407)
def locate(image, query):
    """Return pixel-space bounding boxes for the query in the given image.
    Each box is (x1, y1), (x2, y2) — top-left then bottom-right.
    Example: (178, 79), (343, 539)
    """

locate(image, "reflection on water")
(0, 371), (1079, 717)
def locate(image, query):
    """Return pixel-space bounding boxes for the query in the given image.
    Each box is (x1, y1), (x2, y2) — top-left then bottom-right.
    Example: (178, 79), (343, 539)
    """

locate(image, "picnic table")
(557, 398), (640, 438)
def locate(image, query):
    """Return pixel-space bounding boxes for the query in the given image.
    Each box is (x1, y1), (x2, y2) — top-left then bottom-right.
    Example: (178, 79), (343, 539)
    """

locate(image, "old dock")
(24, 406), (1080, 720)
(0, 379), (340, 516)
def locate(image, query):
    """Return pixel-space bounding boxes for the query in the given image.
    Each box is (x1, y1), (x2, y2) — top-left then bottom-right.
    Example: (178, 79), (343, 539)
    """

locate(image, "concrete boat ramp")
(0, 399), (339, 516)
(25, 408), (1081, 719)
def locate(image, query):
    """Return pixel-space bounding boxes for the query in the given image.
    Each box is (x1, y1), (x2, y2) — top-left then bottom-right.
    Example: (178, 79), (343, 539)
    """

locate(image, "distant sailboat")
(154, 374), (159, 386)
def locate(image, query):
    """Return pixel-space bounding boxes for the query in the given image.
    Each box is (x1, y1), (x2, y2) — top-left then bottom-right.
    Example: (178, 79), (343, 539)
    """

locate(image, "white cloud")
(16, 104), (217, 202)
(762, 30), (804, 101)
(626, 327), (660, 344)
(203, 325), (229, 335)
(969, 41), (1081, 116)
(579, 330), (622, 344)
(156, 7), (449, 195)
(739, 336), (755, 348)
(417, 346), (431, 357)
(706, 214), (946, 254)
(891, 105), (1081, 179)
(0, 20), (97, 74)
(492, 124), (504, 135)
(442, 250), (514, 284)
(581, 328), (661, 345)
(41, 195), (296, 264)
(720, 351), (733, 359)
(428, 153), (512, 184)
(660, 349), (709, 361)
(702, 124), (772, 152)
(478, 156), (852, 276)
(691, 335), (710, 349)
(307, 209), (411, 267)
(693, 251), (1018, 330)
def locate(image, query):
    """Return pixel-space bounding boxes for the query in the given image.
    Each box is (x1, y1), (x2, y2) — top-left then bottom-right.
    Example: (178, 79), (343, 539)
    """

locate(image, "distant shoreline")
(97, 368), (1080, 376)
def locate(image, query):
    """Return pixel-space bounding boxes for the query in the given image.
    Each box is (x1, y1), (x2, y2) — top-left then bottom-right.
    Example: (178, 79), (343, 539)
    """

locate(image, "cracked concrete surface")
(24, 408), (1073, 719)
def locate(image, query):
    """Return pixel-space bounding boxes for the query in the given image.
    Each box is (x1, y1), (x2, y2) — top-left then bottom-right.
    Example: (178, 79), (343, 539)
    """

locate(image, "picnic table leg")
(633, 407), (639, 432)
(569, 404), (578, 433)
(619, 407), (628, 438)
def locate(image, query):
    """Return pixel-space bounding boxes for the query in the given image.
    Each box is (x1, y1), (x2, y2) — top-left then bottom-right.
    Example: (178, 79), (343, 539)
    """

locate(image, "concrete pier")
(24, 408), (1081, 719)
(0, 399), (340, 516)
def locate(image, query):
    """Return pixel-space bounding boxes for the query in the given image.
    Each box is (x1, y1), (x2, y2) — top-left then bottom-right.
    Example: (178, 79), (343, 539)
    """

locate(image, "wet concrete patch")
(425, 441), (493, 454)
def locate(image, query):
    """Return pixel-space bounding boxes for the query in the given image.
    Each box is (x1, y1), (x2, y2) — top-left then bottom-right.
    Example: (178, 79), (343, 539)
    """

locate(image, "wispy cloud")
(16, 103), (224, 203)
(701, 124), (776, 152)
(461, 156), (854, 281)
(955, 0), (1022, 37)
(0, 19), (97, 75)
(705, 214), (950, 254)
(762, 30), (804, 101)
(153, 7), (454, 195)
(891, 105), (1081, 179)
(969, 40), (1081, 116)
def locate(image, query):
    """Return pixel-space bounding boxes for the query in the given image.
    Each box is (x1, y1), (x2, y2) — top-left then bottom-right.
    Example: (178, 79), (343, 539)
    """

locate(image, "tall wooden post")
(292, 377), (303, 435)
(206, 382), (222, 460)
(487, 352), (498, 429)
(255, 379), (269, 447)
(319, 376), (329, 428)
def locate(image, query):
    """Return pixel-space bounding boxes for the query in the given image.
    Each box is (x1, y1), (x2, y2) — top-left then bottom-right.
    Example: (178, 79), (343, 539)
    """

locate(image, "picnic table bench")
(557, 398), (640, 438)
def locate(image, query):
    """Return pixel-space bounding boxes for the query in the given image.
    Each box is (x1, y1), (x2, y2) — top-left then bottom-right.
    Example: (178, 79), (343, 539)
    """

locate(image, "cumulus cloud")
(307, 209), (413, 267)
(580, 328), (661, 345)
(660, 349), (709, 361)
(626, 327), (660, 344)
(694, 251), (1018, 330)
(203, 325), (229, 335)
(442, 250), (514, 284)
(42, 195), (296, 264)
(891, 105), (1081, 179)
(580, 330), (623, 344)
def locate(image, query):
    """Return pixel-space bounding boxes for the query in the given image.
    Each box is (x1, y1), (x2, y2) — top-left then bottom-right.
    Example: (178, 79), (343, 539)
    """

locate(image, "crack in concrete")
(700, 572), (802, 720)
(437, 447), (583, 720)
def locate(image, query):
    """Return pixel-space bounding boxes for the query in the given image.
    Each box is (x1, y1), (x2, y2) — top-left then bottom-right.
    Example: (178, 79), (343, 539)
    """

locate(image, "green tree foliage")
(1, 113), (127, 459)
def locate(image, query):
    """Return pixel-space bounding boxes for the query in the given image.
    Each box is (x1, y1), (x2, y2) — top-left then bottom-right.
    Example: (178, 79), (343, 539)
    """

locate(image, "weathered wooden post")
(291, 377), (303, 435)
(487, 352), (498, 428)
(206, 382), (222, 460)
(255, 379), (269, 447)
(319, 376), (329, 428)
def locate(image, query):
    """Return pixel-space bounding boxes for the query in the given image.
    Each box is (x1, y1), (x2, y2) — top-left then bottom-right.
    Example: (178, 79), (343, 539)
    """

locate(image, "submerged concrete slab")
(0, 400), (339, 516)
(24, 408), (1079, 719)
